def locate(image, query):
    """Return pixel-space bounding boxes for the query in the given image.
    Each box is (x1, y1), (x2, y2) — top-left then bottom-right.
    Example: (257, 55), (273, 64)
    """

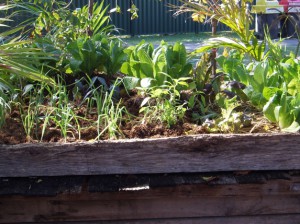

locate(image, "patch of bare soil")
(0, 111), (26, 144)
(122, 123), (206, 139)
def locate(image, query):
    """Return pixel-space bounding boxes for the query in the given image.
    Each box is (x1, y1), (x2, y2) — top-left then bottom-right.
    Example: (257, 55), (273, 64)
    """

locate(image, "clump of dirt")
(121, 90), (145, 116)
(122, 122), (206, 139)
(0, 111), (26, 144)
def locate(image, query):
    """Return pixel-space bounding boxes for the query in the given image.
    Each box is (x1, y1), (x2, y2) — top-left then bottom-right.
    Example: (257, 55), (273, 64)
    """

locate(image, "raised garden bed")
(1, 133), (300, 223)
(1, 133), (300, 177)
(1, 1), (300, 222)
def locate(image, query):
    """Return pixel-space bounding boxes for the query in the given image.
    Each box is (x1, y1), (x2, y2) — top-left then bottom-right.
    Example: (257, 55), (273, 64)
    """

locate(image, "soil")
(0, 90), (280, 145)
(0, 111), (207, 144)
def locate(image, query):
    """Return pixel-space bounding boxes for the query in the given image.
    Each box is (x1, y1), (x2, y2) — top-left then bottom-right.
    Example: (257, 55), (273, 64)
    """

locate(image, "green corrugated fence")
(75, 0), (230, 35)
(2, 0), (233, 36)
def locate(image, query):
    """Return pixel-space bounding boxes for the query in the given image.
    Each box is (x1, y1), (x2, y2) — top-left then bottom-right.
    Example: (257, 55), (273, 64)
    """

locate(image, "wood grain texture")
(1, 180), (300, 223)
(21, 215), (300, 224)
(1, 133), (300, 177)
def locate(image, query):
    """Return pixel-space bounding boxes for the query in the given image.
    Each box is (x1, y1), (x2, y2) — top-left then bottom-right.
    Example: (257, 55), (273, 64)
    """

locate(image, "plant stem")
(87, 0), (94, 36)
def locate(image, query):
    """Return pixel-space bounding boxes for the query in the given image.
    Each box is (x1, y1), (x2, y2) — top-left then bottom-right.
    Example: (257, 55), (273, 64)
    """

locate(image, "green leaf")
(282, 121), (300, 133)
(178, 63), (193, 78)
(263, 92), (280, 123)
(120, 62), (131, 75)
(70, 59), (82, 73)
(288, 78), (300, 96)
(262, 87), (280, 100)
(81, 39), (97, 74)
(67, 40), (83, 60)
(276, 94), (294, 129)
(251, 62), (267, 93)
(122, 76), (140, 90)
(173, 42), (187, 66)
(137, 49), (153, 78)
(141, 78), (155, 88)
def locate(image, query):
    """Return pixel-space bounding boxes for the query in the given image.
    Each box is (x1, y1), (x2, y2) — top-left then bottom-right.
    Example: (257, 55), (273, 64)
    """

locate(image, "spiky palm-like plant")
(0, 4), (55, 85)
(173, 0), (266, 61)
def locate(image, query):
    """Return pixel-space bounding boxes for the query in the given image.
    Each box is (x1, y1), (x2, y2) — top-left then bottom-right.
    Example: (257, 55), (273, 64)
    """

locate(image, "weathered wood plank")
(21, 214), (300, 224)
(1, 134), (300, 177)
(1, 180), (300, 223)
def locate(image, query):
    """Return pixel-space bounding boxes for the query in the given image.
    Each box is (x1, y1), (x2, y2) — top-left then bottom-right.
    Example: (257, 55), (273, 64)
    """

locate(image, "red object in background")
(279, 0), (300, 12)
(279, 0), (289, 12)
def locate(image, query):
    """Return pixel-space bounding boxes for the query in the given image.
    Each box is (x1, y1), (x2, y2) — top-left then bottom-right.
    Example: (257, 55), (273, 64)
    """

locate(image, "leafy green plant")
(213, 94), (251, 132)
(217, 41), (300, 132)
(66, 35), (126, 77)
(121, 40), (193, 90)
(20, 102), (36, 141)
(47, 81), (81, 141)
(0, 3), (55, 85)
(97, 37), (127, 76)
(66, 37), (103, 75)
(139, 77), (190, 128)
(0, 74), (14, 128)
(263, 91), (300, 132)
(0, 40), (55, 85)
(0, 88), (10, 128)
(14, 0), (115, 40)
(83, 78), (127, 140)
(18, 83), (46, 141)
(12, 0), (119, 79)
(174, 0), (266, 61)
(0, 3), (55, 130)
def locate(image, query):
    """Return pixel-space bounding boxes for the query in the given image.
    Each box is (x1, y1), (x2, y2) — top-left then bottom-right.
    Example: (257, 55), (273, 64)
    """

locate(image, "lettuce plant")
(65, 34), (126, 77)
(121, 40), (193, 89)
(217, 47), (300, 132)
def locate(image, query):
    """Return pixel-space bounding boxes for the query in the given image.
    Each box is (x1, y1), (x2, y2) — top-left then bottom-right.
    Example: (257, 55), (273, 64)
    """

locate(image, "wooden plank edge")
(1, 181), (300, 223)
(19, 214), (300, 224)
(1, 133), (300, 177)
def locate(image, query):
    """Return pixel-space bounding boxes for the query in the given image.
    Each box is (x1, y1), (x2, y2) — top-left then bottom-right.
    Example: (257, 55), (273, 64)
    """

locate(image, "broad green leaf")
(82, 39), (97, 74)
(287, 79), (300, 96)
(122, 76), (140, 90)
(69, 59), (82, 73)
(179, 63), (193, 78)
(274, 94), (294, 129)
(67, 40), (83, 60)
(120, 62), (131, 75)
(173, 42), (187, 66)
(262, 87), (280, 100)
(282, 121), (300, 133)
(251, 62), (267, 92)
(137, 49), (153, 78)
(263, 92), (280, 123)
